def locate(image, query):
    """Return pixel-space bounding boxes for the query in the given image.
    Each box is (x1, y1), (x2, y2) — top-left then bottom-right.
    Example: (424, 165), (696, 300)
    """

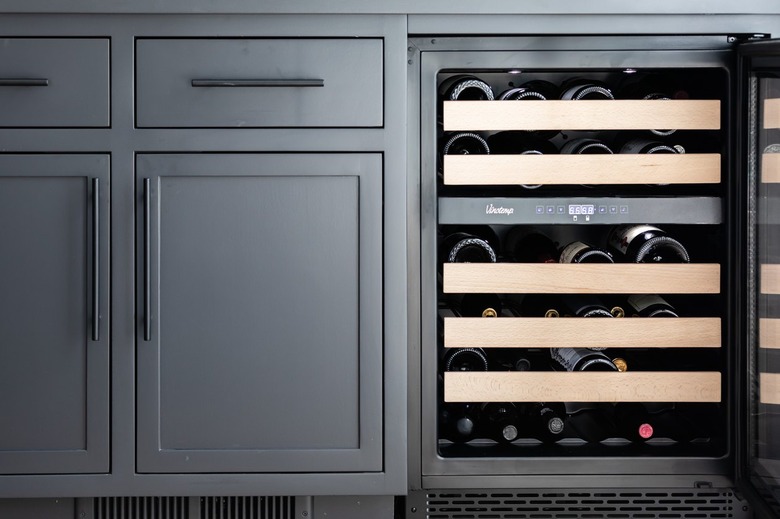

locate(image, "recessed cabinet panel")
(136, 39), (383, 128)
(136, 154), (383, 474)
(0, 39), (109, 127)
(0, 155), (110, 474)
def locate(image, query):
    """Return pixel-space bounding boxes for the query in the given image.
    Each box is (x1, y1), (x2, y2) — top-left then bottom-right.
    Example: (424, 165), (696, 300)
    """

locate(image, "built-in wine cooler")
(412, 36), (780, 517)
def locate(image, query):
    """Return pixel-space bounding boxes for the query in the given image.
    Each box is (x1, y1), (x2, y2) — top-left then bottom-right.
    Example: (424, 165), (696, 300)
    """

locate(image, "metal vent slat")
(94, 498), (188, 519)
(425, 491), (738, 519)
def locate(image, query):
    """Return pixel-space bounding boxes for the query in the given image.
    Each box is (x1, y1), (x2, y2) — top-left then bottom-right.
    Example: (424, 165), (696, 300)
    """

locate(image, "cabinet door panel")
(0, 155), (109, 474)
(136, 154), (382, 473)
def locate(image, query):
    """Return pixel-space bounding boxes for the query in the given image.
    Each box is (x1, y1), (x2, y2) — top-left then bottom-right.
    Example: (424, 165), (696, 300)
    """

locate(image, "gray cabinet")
(0, 154), (110, 474)
(135, 153), (384, 473)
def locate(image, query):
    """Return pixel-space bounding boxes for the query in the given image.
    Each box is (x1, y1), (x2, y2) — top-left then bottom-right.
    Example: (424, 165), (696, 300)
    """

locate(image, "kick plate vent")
(200, 496), (295, 519)
(94, 497), (188, 519)
(426, 490), (737, 518)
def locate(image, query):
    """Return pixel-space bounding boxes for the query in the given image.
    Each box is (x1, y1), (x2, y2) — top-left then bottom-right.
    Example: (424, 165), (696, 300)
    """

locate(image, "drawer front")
(0, 39), (109, 127)
(136, 38), (383, 128)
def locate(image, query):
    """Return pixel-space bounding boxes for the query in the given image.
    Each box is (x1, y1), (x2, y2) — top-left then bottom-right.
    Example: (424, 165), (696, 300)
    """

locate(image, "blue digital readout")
(568, 204), (595, 215)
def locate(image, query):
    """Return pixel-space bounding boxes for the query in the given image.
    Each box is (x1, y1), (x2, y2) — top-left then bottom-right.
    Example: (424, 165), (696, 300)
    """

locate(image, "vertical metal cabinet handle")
(0, 78), (49, 87)
(92, 178), (100, 342)
(144, 178), (151, 342)
(190, 78), (325, 88)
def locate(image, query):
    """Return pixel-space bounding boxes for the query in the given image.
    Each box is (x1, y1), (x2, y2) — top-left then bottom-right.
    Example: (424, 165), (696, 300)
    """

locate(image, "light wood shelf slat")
(443, 154), (721, 186)
(761, 264), (780, 295)
(444, 317), (721, 350)
(443, 263), (721, 294)
(444, 371), (721, 403)
(764, 98), (780, 130)
(443, 99), (721, 132)
(760, 318), (780, 350)
(762, 153), (780, 183)
(760, 372), (780, 405)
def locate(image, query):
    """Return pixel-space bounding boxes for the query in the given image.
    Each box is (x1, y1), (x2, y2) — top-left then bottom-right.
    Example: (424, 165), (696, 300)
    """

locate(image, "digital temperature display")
(568, 204), (595, 215)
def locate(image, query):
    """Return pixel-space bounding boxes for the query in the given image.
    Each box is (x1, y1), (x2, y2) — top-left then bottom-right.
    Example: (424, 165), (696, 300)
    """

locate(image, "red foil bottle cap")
(638, 423), (654, 439)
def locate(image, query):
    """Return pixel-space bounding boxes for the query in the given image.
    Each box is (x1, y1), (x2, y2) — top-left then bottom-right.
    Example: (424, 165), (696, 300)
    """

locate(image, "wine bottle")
(529, 402), (567, 442)
(559, 295), (616, 318)
(443, 347), (489, 372)
(487, 132), (557, 189)
(480, 402), (522, 443)
(607, 225), (690, 263)
(506, 230), (559, 263)
(442, 228), (498, 263)
(442, 132), (490, 156)
(440, 403), (480, 443)
(613, 402), (699, 442)
(439, 74), (494, 101)
(520, 294), (561, 318)
(550, 347), (619, 371)
(558, 241), (614, 264)
(459, 293), (503, 318)
(560, 137), (614, 155)
(498, 80), (558, 101)
(566, 406), (615, 443)
(620, 138), (685, 155)
(626, 294), (679, 317)
(559, 78), (615, 100)
(617, 76), (688, 136)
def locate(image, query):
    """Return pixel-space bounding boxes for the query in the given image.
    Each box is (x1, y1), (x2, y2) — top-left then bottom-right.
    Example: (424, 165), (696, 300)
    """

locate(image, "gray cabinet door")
(136, 153), (383, 474)
(0, 154), (110, 474)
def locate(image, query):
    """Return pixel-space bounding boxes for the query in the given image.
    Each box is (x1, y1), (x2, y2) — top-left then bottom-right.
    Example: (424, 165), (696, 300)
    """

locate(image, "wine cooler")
(410, 35), (780, 517)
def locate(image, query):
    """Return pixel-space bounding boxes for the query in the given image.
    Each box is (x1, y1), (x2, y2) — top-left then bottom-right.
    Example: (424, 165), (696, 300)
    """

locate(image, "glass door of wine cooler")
(741, 39), (780, 518)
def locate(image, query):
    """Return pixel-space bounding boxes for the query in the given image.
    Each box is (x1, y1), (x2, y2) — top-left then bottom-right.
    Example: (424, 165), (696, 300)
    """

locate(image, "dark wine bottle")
(529, 402), (567, 442)
(613, 402), (700, 443)
(560, 137), (613, 155)
(442, 132), (490, 156)
(506, 230), (559, 263)
(487, 131), (557, 155)
(558, 241), (614, 264)
(440, 403), (480, 443)
(443, 347), (490, 372)
(520, 294), (561, 318)
(566, 406), (615, 443)
(459, 293), (503, 318)
(626, 294), (679, 317)
(617, 76), (689, 136)
(620, 138), (685, 155)
(480, 402), (522, 443)
(442, 227), (498, 263)
(559, 295), (615, 318)
(550, 347), (619, 371)
(497, 80), (560, 140)
(439, 74), (495, 101)
(559, 78), (615, 100)
(607, 225), (690, 263)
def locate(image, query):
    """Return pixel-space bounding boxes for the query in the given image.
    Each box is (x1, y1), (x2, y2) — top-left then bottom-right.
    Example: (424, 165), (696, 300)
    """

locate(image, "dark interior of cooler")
(434, 67), (731, 458)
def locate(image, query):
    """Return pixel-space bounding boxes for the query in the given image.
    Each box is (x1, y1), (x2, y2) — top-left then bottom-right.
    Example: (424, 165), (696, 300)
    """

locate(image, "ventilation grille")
(200, 496), (295, 519)
(426, 491), (737, 519)
(94, 497), (189, 519)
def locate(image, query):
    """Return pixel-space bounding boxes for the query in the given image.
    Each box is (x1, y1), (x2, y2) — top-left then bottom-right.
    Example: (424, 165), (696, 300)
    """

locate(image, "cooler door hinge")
(728, 33), (771, 44)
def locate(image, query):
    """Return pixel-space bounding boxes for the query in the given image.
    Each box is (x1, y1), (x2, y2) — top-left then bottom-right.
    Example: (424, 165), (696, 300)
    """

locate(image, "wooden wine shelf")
(764, 98), (780, 130)
(442, 263), (721, 294)
(443, 99), (721, 132)
(444, 371), (721, 403)
(443, 154), (721, 186)
(760, 318), (780, 350)
(761, 264), (780, 295)
(443, 317), (721, 350)
(760, 372), (780, 405)
(762, 153), (780, 183)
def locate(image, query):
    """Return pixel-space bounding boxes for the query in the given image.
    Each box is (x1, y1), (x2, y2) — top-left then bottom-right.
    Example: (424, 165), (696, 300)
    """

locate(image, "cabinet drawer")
(0, 39), (109, 127)
(136, 38), (383, 128)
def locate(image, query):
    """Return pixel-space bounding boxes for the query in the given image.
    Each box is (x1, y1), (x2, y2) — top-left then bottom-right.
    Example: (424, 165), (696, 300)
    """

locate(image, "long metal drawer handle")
(144, 178), (151, 342)
(190, 78), (325, 88)
(0, 78), (49, 87)
(92, 178), (100, 342)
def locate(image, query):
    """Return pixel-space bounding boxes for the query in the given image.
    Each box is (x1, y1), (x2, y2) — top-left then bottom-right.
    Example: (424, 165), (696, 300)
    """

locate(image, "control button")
(620, 205), (629, 214)
(536, 206), (544, 214)
(598, 206), (607, 214)
(557, 206), (565, 214)
(547, 206), (555, 214)
(609, 206), (618, 214)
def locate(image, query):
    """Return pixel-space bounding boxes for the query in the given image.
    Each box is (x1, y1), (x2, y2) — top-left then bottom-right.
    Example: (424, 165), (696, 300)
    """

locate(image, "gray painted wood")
(135, 153), (383, 473)
(136, 39), (383, 128)
(0, 39), (109, 127)
(0, 155), (110, 474)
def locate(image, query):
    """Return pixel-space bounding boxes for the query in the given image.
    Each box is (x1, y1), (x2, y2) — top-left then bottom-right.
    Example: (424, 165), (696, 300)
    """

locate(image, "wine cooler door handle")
(144, 178), (151, 342)
(0, 78), (49, 87)
(92, 178), (100, 342)
(190, 78), (325, 88)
